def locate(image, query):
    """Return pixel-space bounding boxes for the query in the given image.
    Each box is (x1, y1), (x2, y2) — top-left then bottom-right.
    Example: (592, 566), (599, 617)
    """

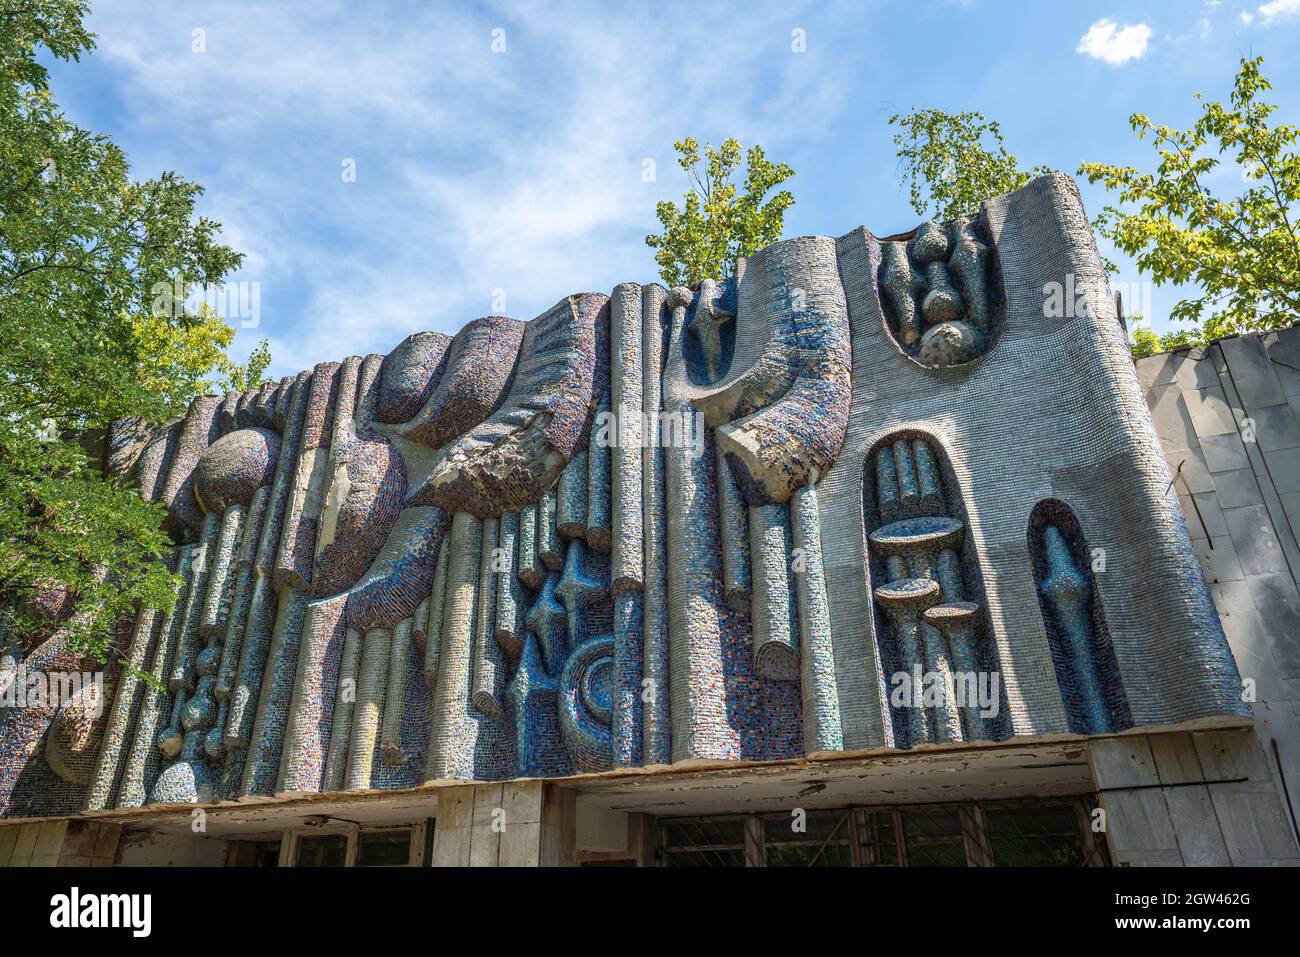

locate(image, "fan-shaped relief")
(861, 430), (1008, 747)
(407, 294), (607, 518)
(876, 214), (1006, 368)
(1027, 500), (1133, 735)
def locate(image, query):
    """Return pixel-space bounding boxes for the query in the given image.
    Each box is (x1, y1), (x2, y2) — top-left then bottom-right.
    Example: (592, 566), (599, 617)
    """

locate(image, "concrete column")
(0, 819), (120, 867)
(431, 780), (576, 867)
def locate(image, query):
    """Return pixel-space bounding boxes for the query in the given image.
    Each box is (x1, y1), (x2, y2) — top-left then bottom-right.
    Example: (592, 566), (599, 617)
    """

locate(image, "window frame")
(252, 820), (430, 867)
(656, 796), (1105, 867)
(657, 813), (753, 867)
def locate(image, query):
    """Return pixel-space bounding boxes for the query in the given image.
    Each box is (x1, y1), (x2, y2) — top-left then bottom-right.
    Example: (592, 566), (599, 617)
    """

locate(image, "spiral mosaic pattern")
(558, 634), (614, 772)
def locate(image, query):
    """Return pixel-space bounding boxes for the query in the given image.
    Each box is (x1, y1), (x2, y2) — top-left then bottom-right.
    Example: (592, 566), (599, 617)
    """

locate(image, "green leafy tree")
(1128, 315), (1206, 359)
(225, 336), (272, 393)
(645, 137), (795, 287)
(1080, 56), (1300, 341)
(1128, 316), (1162, 359)
(0, 1), (264, 661)
(132, 309), (272, 405)
(889, 108), (1052, 221)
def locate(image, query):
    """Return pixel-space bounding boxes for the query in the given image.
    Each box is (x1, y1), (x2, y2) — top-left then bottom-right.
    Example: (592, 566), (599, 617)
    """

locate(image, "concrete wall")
(115, 828), (228, 867)
(431, 780), (576, 867)
(428, 780), (655, 866)
(1138, 328), (1300, 832)
(820, 175), (1246, 752)
(0, 819), (226, 867)
(0, 819), (120, 867)
(1090, 730), (1299, 865)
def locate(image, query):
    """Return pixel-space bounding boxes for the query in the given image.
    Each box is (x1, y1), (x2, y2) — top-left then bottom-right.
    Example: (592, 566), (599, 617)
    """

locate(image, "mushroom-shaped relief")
(877, 215), (1003, 368)
(194, 426), (281, 512)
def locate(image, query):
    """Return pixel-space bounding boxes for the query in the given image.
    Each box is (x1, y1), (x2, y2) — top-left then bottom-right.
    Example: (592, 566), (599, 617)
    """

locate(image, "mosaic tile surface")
(0, 173), (1249, 816)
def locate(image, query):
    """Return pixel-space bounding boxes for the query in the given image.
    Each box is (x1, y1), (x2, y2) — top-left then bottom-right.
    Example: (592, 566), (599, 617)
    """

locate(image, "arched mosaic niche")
(876, 212), (1007, 369)
(861, 429), (1009, 747)
(1027, 500), (1133, 735)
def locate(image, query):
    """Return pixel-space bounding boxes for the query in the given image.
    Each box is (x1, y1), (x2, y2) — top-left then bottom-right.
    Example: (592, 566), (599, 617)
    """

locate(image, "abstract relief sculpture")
(1028, 501), (1132, 736)
(863, 434), (1001, 747)
(878, 216), (1000, 367)
(0, 173), (1250, 817)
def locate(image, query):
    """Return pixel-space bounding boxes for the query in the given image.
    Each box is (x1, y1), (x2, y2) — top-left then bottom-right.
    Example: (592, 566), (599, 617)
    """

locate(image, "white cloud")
(62, 2), (865, 377)
(1241, 0), (1300, 23)
(1167, 15), (1214, 42)
(1075, 18), (1153, 65)
(1254, 0), (1300, 23)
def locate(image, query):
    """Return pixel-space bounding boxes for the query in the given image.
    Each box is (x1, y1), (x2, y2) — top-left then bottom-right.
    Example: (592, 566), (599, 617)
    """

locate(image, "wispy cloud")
(1241, 0), (1300, 25)
(1076, 18), (1153, 65)
(69, 1), (864, 376)
(1166, 15), (1214, 43)
(51, 0), (1300, 355)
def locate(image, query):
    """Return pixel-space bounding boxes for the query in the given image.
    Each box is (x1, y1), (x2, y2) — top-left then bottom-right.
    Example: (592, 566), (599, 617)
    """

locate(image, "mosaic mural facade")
(0, 173), (1250, 817)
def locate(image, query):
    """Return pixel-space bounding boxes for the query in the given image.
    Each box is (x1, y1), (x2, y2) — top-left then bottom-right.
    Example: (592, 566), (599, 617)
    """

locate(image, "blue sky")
(45, 0), (1300, 378)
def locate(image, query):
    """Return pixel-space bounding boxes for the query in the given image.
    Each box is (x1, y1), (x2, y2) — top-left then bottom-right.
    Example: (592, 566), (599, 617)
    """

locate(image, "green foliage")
(0, 0), (260, 661)
(1128, 317), (1163, 359)
(645, 137), (795, 287)
(132, 309), (271, 407)
(1081, 56), (1300, 339)
(889, 108), (1052, 221)
(1127, 315), (1215, 359)
(1124, 311), (1199, 357)
(226, 336), (272, 393)
(0, 418), (178, 657)
(0, 0), (92, 91)
(1128, 313), (1212, 358)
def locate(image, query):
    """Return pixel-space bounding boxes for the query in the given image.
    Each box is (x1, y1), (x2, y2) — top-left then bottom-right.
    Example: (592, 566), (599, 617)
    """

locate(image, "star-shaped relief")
(506, 633), (560, 779)
(554, 538), (606, 653)
(507, 634), (557, 734)
(524, 570), (567, 676)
